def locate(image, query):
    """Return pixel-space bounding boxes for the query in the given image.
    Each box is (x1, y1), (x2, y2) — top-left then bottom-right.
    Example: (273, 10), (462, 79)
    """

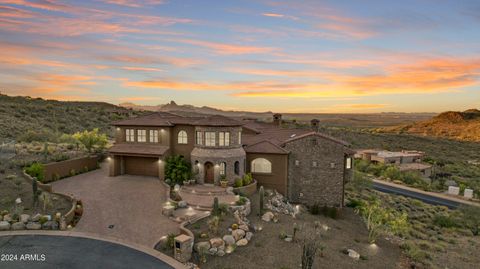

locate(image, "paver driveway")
(52, 164), (178, 248)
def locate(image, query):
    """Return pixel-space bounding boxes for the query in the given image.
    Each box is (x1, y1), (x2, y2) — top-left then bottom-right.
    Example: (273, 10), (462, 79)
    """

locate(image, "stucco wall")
(114, 126), (171, 147)
(171, 125), (195, 162)
(246, 153), (288, 195)
(284, 135), (351, 207)
(44, 156), (99, 182)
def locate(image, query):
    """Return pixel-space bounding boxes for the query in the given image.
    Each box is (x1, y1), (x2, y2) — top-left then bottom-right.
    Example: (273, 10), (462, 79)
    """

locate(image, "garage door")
(124, 156), (158, 177)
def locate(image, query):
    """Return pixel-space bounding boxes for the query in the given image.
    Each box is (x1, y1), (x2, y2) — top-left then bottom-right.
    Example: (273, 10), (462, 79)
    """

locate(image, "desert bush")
(433, 215), (457, 228)
(25, 163), (45, 182)
(72, 128), (108, 153)
(234, 178), (243, 187)
(236, 196), (247, 206)
(458, 205), (480, 235)
(350, 171), (372, 191)
(242, 173), (253, 185)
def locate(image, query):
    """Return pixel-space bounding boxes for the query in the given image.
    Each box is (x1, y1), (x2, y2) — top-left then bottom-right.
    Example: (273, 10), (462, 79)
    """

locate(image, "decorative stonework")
(191, 147), (246, 185)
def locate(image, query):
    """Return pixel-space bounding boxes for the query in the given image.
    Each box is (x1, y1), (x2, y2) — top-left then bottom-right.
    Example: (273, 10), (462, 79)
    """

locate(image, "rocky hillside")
(383, 109), (480, 142)
(0, 94), (145, 141)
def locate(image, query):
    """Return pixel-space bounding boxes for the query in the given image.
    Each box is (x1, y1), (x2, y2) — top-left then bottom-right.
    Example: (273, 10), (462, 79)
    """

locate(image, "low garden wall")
(233, 180), (258, 196)
(22, 171), (52, 192)
(43, 155), (99, 182)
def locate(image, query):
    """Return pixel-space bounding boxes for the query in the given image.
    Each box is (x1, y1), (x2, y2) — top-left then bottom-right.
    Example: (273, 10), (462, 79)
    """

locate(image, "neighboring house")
(355, 149), (432, 177)
(109, 112), (354, 207)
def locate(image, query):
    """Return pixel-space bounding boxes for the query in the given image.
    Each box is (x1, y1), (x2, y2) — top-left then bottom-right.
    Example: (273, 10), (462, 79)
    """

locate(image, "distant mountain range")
(383, 109), (480, 142)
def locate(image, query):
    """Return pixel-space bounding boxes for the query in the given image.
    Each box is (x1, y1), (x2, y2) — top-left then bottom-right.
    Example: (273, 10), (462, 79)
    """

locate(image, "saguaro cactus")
(32, 179), (38, 208)
(259, 186), (265, 215)
(213, 197), (219, 216)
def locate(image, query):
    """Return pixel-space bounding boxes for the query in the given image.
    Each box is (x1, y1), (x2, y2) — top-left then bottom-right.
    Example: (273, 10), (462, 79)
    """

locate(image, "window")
(251, 158), (272, 173)
(196, 131), (203, 145)
(178, 130), (188, 144)
(205, 132), (216, 146)
(137, 130), (146, 142)
(219, 132), (230, 146)
(149, 130), (158, 143)
(220, 162), (226, 176)
(346, 157), (352, 169)
(126, 129), (135, 142)
(238, 131), (242, 145)
(234, 161), (240, 175)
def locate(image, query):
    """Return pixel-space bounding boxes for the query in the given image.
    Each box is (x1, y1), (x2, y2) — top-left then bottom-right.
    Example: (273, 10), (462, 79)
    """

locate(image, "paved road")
(373, 181), (460, 209)
(51, 165), (178, 248)
(0, 235), (173, 269)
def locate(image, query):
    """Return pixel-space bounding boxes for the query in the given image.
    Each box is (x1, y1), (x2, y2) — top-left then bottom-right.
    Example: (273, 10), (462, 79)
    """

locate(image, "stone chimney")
(311, 119), (320, 132)
(273, 113), (282, 126)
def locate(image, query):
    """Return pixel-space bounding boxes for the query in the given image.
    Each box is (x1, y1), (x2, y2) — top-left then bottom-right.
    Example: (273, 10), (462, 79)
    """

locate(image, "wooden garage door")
(124, 156), (158, 177)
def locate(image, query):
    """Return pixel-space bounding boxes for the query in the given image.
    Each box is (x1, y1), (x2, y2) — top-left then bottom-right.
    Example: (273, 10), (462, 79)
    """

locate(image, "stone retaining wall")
(233, 180), (257, 197)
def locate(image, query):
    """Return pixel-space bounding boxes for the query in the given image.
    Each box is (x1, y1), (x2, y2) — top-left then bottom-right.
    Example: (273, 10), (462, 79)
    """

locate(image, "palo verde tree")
(72, 128), (108, 153)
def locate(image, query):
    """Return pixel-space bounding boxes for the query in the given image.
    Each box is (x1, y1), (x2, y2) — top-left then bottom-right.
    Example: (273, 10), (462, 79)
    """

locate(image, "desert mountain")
(383, 109), (480, 142)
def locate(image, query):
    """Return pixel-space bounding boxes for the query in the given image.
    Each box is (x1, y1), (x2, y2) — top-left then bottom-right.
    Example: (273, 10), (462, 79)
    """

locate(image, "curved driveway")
(51, 165), (179, 248)
(0, 234), (173, 269)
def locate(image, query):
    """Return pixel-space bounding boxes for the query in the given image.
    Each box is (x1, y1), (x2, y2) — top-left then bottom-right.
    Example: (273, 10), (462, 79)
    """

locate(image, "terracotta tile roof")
(244, 140), (289, 154)
(281, 131), (350, 147)
(112, 112), (242, 127)
(192, 115), (243, 126)
(109, 143), (169, 156)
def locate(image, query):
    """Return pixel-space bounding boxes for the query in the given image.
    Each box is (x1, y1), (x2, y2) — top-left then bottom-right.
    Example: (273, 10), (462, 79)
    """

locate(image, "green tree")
(164, 155), (191, 186)
(72, 128), (108, 153)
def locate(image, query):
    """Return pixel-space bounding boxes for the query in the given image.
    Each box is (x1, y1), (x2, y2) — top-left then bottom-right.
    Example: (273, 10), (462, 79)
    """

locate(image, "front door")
(204, 162), (214, 184)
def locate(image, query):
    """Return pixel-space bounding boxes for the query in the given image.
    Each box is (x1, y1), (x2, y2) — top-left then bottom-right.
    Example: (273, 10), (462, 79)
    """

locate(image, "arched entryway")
(204, 162), (214, 184)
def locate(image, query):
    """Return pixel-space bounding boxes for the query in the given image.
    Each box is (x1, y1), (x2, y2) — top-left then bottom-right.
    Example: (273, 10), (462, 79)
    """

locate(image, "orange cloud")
(262, 13), (284, 18)
(122, 66), (163, 72)
(171, 38), (277, 55)
(118, 96), (163, 102)
(103, 0), (165, 8)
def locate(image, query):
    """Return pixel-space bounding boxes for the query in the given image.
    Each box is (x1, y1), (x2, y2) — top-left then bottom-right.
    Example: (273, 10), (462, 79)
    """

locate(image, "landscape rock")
(347, 249), (360, 260)
(42, 221), (59, 230)
(236, 238), (248, 246)
(208, 247), (217, 255)
(284, 237), (292, 242)
(3, 214), (12, 222)
(26, 222), (42, 230)
(20, 214), (30, 223)
(209, 238), (225, 248)
(194, 241), (211, 253)
(239, 224), (249, 232)
(11, 222), (25, 230)
(226, 187), (234, 195)
(261, 212), (274, 222)
(232, 228), (246, 241)
(178, 201), (188, 208)
(223, 235), (235, 246)
(217, 249), (225, 257)
(0, 221), (10, 231)
(31, 213), (42, 222)
(266, 190), (295, 216)
(245, 232), (253, 241)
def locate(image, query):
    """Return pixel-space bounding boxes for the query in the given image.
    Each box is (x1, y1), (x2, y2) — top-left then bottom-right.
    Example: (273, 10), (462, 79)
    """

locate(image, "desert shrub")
(234, 178), (243, 188)
(433, 215), (457, 228)
(242, 173), (253, 185)
(164, 155), (191, 187)
(350, 171), (372, 191)
(346, 199), (362, 208)
(72, 128), (108, 153)
(382, 166), (402, 181)
(52, 153), (69, 162)
(69, 169), (76, 177)
(218, 203), (229, 216)
(459, 205), (480, 235)
(236, 196), (247, 206)
(309, 203), (321, 215)
(401, 241), (431, 264)
(25, 163), (45, 182)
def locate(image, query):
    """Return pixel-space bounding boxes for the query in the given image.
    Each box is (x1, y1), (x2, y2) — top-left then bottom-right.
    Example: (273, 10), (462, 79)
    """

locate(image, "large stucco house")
(108, 112), (354, 207)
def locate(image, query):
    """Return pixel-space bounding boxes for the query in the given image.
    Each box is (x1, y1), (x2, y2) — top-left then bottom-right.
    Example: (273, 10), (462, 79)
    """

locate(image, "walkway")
(51, 165), (179, 248)
(178, 184), (237, 209)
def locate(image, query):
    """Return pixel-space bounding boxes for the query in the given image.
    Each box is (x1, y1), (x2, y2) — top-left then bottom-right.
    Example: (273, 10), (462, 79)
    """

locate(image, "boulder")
(11, 222), (25, 230)
(239, 224), (249, 232)
(347, 249), (360, 260)
(223, 235), (235, 246)
(236, 239), (248, 247)
(226, 187), (234, 195)
(208, 247), (217, 255)
(217, 249), (225, 257)
(0, 221), (10, 231)
(284, 237), (292, 242)
(194, 241), (211, 253)
(42, 221), (59, 230)
(232, 229), (245, 241)
(209, 238), (225, 248)
(20, 214), (30, 223)
(245, 232), (253, 241)
(261, 212), (274, 222)
(178, 201), (188, 208)
(26, 222), (42, 230)
(31, 213), (42, 222)
(3, 214), (12, 222)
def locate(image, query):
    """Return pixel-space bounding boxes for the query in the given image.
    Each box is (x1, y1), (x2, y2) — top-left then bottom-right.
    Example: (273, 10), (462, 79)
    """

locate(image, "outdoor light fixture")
(116, 127), (120, 131)
(106, 156), (111, 161)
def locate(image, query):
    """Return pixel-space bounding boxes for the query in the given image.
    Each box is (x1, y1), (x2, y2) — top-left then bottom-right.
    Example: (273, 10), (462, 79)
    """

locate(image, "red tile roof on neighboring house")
(109, 143), (169, 156)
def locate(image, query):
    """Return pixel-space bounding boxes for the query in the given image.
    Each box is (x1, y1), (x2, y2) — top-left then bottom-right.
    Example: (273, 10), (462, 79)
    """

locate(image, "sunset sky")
(0, 0), (479, 113)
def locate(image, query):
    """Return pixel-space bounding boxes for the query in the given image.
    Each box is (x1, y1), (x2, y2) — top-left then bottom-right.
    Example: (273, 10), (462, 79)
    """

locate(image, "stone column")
(120, 156), (125, 175)
(158, 159), (165, 180)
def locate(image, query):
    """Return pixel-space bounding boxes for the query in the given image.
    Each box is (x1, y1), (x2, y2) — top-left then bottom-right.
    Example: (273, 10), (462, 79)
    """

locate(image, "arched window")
(177, 130), (188, 144)
(234, 161), (240, 175)
(251, 158), (272, 173)
(220, 162), (226, 176)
